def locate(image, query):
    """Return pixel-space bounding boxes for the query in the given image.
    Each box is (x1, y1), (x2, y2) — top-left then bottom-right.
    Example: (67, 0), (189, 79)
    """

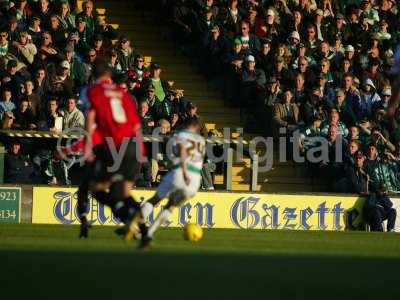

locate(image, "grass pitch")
(1, 224), (399, 299)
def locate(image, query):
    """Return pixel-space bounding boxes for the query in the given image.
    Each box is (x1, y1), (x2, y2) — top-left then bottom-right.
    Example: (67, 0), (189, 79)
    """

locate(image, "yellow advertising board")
(32, 187), (365, 231)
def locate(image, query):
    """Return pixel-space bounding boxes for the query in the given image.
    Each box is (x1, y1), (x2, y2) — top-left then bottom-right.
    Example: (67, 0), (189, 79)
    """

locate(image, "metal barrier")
(250, 153), (258, 192)
(0, 145), (6, 183)
(0, 129), (250, 144)
(223, 148), (233, 191)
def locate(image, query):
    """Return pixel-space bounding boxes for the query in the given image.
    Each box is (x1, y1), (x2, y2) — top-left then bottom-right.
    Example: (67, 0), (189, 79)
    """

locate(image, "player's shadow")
(1, 249), (400, 299)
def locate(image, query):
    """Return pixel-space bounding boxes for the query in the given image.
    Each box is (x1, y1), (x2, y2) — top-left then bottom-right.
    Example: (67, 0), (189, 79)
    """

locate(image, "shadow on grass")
(1, 249), (399, 299)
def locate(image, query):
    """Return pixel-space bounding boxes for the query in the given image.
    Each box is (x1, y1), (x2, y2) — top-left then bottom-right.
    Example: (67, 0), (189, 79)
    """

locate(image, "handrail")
(0, 129), (250, 145)
(0, 129), (81, 139)
(223, 148), (233, 191)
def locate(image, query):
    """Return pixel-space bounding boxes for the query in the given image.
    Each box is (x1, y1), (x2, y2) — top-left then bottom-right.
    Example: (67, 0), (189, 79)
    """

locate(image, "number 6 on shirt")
(110, 97), (127, 124)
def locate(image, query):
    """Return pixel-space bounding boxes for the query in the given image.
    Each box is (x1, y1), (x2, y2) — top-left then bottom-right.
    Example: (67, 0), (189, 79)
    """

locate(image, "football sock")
(141, 202), (154, 220)
(148, 194), (161, 206)
(113, 201), (128, 223)
(125, 196), (140, 223)
(92, 191), (111, 206)
(112, 196), (139, 224)
(109, 180), (125, 204)
(125, 196), (140, 210)
(77, 184), (89, 218)
(147, 209), (171, 238)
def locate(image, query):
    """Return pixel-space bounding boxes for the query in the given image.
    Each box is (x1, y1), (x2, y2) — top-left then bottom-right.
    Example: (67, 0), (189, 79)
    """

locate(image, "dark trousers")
(201, 162), (215, 189)
(366, 207), (397, 232)
(135, 161), (152, 187)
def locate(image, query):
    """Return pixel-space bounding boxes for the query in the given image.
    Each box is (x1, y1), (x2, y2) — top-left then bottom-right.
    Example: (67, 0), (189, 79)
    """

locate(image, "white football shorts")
(156, 167), (201, 200)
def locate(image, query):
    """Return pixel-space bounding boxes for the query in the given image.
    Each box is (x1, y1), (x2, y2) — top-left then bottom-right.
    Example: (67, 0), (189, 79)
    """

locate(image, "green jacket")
(76, 13), (95, 38)
(45, 159), (70, 185)
(117, 48), (137, 72)
(365, 158), (400, 193)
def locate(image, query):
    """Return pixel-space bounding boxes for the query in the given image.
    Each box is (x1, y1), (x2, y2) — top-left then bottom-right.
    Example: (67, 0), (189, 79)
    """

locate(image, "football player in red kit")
(80, 58), (144, 240)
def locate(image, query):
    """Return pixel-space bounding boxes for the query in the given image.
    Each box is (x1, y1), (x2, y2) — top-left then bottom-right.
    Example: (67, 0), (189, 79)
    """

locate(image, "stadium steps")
(217, 150), (329, 192)
(214, 177), (329, 192)
(214, 182), (328, 193)
(96, 0), (329, 193)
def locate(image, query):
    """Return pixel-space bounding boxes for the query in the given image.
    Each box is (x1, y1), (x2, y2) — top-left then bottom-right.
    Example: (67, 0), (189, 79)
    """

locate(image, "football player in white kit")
(139, 118), (205, 248)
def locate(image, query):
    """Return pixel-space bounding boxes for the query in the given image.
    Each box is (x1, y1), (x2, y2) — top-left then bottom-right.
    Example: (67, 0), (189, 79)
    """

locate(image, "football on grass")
(183, 223), (203, 242)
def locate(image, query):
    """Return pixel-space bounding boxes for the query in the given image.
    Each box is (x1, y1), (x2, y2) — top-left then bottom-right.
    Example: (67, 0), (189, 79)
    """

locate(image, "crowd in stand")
(161, 0), (400, 194)
(1, 0), (208, 186)
(2, 0), (400, 195)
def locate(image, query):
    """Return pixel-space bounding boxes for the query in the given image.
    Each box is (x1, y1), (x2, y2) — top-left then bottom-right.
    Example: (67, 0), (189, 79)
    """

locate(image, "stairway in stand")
(95, 0), (328, 193)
